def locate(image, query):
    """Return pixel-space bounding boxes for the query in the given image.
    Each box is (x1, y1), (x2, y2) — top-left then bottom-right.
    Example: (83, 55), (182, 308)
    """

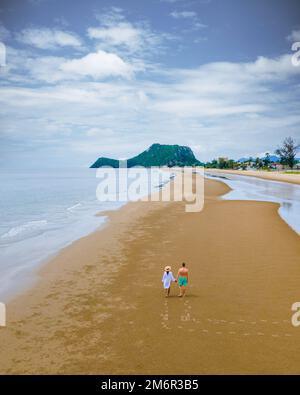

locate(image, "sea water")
(0, 168), (171, 301)
(205, 172), (300, 236)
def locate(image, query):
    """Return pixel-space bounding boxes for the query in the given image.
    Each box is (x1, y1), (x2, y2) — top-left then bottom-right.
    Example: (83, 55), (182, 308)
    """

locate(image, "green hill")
(90, 143), (202, 168)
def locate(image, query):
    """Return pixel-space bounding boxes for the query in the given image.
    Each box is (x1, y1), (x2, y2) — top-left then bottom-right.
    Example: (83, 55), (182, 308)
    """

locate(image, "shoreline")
(1, 176), (300, 374)
(205, 171), (300, 237)
(0, 169), (175, 303)
(0, 212), (113, 304)
(205, 168), (300, 185)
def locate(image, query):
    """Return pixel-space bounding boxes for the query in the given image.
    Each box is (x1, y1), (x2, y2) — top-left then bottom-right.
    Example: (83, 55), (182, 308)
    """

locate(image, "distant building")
(270, 163), (284, 171)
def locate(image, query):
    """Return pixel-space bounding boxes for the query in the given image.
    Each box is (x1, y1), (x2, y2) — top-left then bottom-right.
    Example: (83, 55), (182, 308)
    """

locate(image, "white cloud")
(194, 37), (208, 43)
(170, 11), (197, 19)
(0, 23), (11, 41)
(60, 50), (133, 79)
(287, 30), (300, 42)
(95, 7), (125, 25)
(170, 10), (207, 31)
(194, 22), (208, 30)
(16, 27), (82, 49)
(10, 49), (135, 83)
(88, 23), (142, 52)
(86, 127), (115, 137)
(1, 38), (300, 164)
(25, 56), (69, 83)
(87, 8), (165, 55)
(2, 8), (300, 167)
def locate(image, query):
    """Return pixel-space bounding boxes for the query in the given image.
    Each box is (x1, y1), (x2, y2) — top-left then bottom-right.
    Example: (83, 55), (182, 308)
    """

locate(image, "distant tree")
(263, 152), (271, 167)
(255, 157), (263, 169)
(206, 158), (238, 169)
(218, 158), (227, 169)
(212, 159), (218, 168)
(275, 137), (300, 169)
(227, 159), (235, 169)
(205, 159), (218, 168)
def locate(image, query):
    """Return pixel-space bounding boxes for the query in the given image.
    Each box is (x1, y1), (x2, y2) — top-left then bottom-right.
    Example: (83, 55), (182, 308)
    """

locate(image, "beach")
(1, 176), (300, 374)
(205, 168), (300, 185)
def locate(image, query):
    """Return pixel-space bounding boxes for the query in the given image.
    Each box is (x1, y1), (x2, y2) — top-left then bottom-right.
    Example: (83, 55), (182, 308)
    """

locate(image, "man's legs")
(178, 283), (183, 297)
(178, 279), (187, 297)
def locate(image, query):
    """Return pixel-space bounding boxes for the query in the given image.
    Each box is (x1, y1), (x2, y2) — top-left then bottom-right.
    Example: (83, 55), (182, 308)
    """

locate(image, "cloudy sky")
(0, 0), (300, 168)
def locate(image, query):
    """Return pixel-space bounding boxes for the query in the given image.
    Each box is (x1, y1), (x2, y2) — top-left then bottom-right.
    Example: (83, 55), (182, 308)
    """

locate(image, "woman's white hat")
(164, 265), (171, 271)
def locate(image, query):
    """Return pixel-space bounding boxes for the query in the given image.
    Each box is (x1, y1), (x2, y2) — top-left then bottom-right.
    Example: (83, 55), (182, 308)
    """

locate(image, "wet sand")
(0, 177), (300, 374)
(206, 168), (300, 185)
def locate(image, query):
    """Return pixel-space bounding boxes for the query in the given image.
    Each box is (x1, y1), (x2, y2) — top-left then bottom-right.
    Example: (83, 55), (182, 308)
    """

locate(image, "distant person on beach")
(176, 262), (189, 297)
(162, 266), (176, 297)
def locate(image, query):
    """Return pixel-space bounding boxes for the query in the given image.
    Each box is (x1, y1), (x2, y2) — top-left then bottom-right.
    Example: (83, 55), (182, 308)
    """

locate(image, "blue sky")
(0, 0), (300, 168)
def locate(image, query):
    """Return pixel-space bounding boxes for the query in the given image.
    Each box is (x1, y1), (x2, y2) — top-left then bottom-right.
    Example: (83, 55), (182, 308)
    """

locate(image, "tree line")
(206, 137), (300, 170)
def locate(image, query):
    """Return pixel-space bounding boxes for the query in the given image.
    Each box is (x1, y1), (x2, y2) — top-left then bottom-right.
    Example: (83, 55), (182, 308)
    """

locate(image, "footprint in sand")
(180, 300), (193, 323)
(160, 301), (169, 329)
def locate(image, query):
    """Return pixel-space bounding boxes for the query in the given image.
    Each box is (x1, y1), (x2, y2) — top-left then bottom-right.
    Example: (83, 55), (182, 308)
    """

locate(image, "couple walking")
(162, 262), (188, 298)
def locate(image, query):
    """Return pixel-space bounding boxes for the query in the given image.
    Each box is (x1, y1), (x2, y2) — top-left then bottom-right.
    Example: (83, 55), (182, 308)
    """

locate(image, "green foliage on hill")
(90, 143), (203, 168)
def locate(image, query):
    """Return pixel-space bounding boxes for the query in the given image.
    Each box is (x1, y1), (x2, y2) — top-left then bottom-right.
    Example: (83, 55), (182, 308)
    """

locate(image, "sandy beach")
(0, 176), (300, 374)
(205, 168), (300, 185)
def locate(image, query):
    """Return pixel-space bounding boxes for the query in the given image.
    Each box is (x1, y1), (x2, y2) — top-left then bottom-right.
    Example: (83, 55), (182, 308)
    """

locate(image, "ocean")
(0, 168), (171, 301)
(2, 169), (299, 302)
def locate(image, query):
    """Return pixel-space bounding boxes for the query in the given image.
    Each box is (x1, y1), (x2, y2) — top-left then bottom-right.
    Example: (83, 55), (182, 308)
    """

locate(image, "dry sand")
(205, 168), (300, 185)
(0, 177), (300, 374)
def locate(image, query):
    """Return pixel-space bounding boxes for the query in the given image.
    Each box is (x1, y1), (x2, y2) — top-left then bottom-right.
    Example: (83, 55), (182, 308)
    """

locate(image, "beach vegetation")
(275, 137), (300, 169)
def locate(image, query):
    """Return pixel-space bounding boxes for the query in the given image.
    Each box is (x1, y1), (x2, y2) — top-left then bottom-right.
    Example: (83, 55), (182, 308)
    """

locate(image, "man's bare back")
(178, 267), (188, 277)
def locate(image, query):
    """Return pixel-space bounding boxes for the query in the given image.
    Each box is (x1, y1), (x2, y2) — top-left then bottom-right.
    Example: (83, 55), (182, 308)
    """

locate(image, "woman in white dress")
(162, 266), (176, 297)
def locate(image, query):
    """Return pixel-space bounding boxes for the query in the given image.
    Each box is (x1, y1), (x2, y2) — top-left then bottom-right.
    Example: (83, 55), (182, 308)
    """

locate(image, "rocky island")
(90, 143), (202, 168)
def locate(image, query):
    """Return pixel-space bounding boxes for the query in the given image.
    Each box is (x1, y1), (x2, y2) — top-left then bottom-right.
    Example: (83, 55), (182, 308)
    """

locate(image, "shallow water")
(206, 172), (300, 236)
(0, 168), (171, 300)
